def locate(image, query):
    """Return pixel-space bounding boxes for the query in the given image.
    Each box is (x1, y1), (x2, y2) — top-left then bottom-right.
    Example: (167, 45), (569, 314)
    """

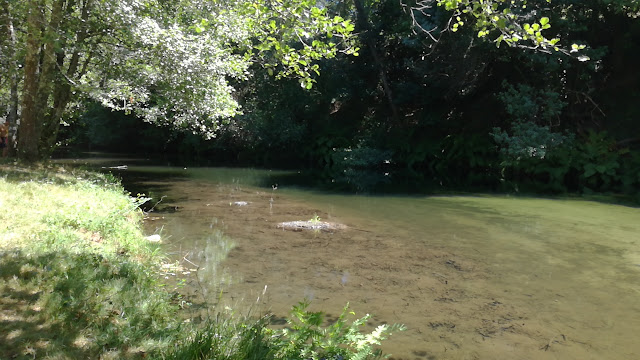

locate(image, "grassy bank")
(0, 163), (402, 360)
(0, 164), (182, 359)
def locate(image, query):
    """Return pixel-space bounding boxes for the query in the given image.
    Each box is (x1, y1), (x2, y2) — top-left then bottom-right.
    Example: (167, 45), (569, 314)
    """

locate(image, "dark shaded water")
(60, 157), (640, 359)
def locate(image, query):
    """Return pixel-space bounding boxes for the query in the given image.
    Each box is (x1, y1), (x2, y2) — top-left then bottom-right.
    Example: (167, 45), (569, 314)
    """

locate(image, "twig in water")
(540, 334), (566, 351)
(147, 195), (166, 213)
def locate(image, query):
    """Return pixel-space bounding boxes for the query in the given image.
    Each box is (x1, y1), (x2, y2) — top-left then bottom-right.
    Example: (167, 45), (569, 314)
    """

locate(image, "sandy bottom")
(142, 178), (639, 360)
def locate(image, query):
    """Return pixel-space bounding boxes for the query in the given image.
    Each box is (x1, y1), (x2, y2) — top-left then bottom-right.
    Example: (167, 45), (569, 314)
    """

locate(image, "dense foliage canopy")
(0, 0), (358, 160)
(2, 0), (639, 198)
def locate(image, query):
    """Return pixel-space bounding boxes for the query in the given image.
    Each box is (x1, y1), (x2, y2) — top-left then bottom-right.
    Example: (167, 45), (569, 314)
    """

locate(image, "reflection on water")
(77, 161), (640, 360)
(193, 228), (236, 297)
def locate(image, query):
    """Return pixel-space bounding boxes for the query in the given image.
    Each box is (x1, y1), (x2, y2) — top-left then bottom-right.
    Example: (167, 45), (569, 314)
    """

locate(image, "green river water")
(92, 163), (640, 360)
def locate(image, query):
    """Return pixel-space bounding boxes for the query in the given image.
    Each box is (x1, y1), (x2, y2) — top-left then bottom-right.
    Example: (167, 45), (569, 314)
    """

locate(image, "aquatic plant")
(309, 214), (322, 224)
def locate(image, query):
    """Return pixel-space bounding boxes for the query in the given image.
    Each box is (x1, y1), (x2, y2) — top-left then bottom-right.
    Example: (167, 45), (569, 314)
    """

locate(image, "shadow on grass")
(0, 251), (92, 360)
(0, 250), (177, 359)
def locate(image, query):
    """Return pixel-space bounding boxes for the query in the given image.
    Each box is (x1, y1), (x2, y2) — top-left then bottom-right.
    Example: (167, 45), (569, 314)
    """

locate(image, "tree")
(411, 0), (588, 55)
(352, 0), (400, 124)
(1, 0), (358, 161)
(1, 0), (596, 162)
(0, 0), (19, 157)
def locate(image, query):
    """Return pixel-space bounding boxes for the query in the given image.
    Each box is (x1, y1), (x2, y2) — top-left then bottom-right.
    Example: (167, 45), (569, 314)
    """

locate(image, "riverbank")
(0, 163), (185, 359)
(0, 162), (400, 360)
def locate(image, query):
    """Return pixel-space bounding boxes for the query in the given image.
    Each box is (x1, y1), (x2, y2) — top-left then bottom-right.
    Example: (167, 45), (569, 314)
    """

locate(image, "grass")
(0, 162), (402, 360)
(0, 163), (181, 359)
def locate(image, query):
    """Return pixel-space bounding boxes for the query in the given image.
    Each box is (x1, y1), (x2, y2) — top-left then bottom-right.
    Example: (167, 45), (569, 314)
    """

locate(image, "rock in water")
(277, 220), (346, 232)
(145, 234), (162, 243)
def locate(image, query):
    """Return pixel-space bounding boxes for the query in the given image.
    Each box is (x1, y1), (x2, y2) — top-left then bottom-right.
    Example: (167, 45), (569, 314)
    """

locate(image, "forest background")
(2, 0), (639, 198)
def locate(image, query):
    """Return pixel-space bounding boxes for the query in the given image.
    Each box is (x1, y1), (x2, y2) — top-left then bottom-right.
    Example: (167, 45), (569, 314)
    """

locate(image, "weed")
(309, 214), (322, 224)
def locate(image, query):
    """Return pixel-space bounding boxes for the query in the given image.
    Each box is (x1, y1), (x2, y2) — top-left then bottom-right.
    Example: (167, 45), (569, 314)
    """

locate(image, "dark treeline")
(69, 0), (640, 197)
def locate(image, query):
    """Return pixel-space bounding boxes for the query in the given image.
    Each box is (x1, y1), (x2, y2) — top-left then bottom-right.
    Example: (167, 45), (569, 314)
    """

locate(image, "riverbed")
(101, 164), (640, 360)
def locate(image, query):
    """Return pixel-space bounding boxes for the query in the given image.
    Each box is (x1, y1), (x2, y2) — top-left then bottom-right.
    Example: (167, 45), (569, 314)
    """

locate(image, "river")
(76, 159), (640, 360)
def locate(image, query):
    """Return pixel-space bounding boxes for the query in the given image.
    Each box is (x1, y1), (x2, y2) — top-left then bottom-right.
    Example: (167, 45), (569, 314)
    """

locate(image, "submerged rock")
(145, 234), (162, 243)
(277, 220), (346, 232)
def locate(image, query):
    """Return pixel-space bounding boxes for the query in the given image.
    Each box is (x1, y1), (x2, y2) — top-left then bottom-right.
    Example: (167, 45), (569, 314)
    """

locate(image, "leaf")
(583, 164), (596, 178)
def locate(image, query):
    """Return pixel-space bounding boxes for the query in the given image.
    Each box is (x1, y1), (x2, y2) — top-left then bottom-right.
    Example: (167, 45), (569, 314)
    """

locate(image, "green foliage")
(435, 0), (588, 56)
(310, 135), (352, 169)
(575, 131), (624, 191)
(3, 0), (359, 159)
(491, 79), (576, 188)
(329, 143), (393, 191)
(163, 300), (405, 360)
(163, 313), (273, 360)
(52, 0), (640, 201)
(100, 0), (358, 135)
(619, 150), (640, 197)
(491, 121), (574, 162)
(331, 146), (393, 170)
(269, 300), (405, 360)
(238, 0), (359, 89)
(496, 82), (566, 123)
(309, 214), (322, 224)
(492, 129), (639, 195)
(73, 102), (175, 153)
(430, 134), (500, 187)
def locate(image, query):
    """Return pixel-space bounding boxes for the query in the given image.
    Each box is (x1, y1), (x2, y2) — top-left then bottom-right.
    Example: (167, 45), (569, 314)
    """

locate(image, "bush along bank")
(0, 163), (403, 360)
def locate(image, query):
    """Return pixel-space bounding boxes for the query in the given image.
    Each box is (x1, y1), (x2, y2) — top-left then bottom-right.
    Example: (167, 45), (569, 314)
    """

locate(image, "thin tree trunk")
(40, 0), (94, 155)
(36, 0), (65, 156)
(17, 0), (42, 161)
(352, 0), (400, 124)
(0, 0), (19, 156)
(7, 79), (18, 157)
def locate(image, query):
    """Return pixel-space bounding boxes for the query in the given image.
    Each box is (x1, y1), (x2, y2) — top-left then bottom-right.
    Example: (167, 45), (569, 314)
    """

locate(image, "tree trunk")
(39, 0), (93, 156)
(0, 0), (19, 156)
(36, 0), (65, 156)
(6, 79), (18, 157)
(17, 0), (42, 162)
(352, 0), (400, 124)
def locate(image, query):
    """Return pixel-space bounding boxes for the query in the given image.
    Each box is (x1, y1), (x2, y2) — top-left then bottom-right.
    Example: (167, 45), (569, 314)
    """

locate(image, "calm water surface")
(103, 164), (640, 360)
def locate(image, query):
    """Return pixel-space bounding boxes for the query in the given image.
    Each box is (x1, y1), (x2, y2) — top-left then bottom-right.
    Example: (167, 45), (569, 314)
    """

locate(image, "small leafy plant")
(270, 300), (406, 360)
(309, 214), (322, 224)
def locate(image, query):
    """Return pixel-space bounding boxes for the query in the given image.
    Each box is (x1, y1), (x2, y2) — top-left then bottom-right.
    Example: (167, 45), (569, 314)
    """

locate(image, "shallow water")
(109, 165), (640, 360)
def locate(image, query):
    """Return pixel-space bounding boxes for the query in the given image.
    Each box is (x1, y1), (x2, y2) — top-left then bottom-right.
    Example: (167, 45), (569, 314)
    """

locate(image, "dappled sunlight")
(0, 252), (89, 359)
(0, 165), (191, 358)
